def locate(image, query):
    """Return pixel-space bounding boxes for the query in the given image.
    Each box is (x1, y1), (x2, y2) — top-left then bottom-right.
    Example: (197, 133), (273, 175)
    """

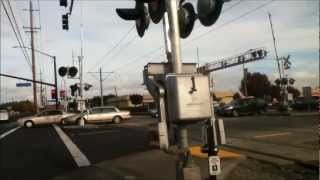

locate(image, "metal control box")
(166, 74), (212, 123)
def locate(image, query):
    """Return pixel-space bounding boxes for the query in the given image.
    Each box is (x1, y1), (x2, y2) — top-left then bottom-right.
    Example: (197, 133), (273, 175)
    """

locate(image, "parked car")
(0, 109), (9, 122)
(291, 97), (319, 111)
(217, 97), (267, 117)
(17, 110), (75, 128)
(62, 106), (131, 125)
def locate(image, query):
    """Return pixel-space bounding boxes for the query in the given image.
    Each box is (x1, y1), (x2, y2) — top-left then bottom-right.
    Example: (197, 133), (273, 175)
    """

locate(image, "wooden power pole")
(29, 0), (38, 113)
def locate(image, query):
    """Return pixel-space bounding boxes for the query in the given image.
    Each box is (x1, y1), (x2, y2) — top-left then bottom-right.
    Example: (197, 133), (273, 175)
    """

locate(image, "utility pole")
(99, 68), (103, 106)
(40, 70), (44, 107)
(0, 1), (2, 105)
(28, 0), (38, 113)
(243, 65), (248, 97)
(196, 46), (200, 68)
(88, 69), (113, 106)
(114, 86), (118, 96)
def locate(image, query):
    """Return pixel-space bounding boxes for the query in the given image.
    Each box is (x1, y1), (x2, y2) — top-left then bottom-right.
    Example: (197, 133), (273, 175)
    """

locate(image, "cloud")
(1, 0), (319, 103)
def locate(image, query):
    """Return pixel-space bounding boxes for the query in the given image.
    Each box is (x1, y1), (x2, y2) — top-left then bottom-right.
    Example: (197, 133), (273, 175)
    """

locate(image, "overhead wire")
(111, 0), (252, 73)
(1, 0), (32, 69)
(5, 0), (32, 67)
(100, 34), (137, 68)
(85, 25), (135, 74)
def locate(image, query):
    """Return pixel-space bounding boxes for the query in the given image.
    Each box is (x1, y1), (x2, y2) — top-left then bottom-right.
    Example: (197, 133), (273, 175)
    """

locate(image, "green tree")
(240, 72), (271, 98)
(130, 94), (143, 107)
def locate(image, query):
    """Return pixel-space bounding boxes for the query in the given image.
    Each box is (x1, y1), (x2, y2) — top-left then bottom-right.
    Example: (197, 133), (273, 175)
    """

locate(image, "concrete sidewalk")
(54, 150), (245, 180)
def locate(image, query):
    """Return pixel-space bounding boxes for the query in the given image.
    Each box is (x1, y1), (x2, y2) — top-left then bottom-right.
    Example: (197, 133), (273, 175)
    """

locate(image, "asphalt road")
(0, 114), (317, 180)
(188, 114), (318, 167)
(0, 117), (153, 180)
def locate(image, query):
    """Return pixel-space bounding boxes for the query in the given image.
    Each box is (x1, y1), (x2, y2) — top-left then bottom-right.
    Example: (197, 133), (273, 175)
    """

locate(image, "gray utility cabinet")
(166, 74), (212, 123)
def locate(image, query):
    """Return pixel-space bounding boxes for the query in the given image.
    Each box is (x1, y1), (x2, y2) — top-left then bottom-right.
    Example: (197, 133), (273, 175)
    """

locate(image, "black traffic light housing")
(197, 0), (224, 26)
(178, 2), (196, 38)
(116, 0), (226, 38)
(116, 0), (150, 37)
(60, 0), (68, 7)
(62, 14), (69, 30)
(148, 0), (166, 24)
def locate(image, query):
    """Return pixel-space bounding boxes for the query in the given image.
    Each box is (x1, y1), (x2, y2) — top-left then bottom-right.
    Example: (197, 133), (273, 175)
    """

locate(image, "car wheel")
(24, 121), (34, 128)
(112, 116), (122, 124)
(60, 119), (66, 125)
(232, 110), (239, 117)
(76, 118), (86, 126)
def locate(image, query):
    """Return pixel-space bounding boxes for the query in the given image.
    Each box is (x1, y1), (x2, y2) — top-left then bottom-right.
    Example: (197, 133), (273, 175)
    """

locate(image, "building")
(107, 94), (155, 110)
(212, 90), (235, 104)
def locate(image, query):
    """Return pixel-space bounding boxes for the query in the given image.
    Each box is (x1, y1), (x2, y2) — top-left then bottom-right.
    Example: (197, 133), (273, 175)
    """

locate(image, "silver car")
(63, 106), (131, 125)
(17, 110), (75, 128)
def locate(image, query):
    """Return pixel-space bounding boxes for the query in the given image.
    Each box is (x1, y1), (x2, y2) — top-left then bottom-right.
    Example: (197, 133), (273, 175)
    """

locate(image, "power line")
(6, 0), (32, 66)
(185, 0), (274, 45)
(112, 0), (269, 73)
(86, 25), (135, 73)
(1, 0), (32, 69)
(100, 34), (137, 68)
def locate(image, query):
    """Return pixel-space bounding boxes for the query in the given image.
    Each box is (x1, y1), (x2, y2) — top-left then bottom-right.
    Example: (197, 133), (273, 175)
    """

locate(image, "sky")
(0, 0), (319, 103)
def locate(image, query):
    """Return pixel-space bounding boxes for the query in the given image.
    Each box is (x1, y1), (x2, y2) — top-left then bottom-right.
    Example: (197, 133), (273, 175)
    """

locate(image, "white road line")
(254, 132), (291, 138)
(0, 127), (21, 140)
(53, 125), (91, 167)
(78, 130), (120, 136)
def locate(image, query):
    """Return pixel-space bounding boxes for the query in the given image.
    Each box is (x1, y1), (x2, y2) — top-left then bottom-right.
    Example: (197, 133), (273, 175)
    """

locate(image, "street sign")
(16, 83), (32, 87)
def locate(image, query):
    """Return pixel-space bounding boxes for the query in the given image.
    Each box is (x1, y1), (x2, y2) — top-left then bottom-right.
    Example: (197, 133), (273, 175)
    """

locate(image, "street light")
(13, 46), (59, 110)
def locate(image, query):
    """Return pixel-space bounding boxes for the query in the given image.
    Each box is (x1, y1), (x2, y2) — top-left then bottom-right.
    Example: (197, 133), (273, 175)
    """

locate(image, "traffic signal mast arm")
(197, 47), (268, 74)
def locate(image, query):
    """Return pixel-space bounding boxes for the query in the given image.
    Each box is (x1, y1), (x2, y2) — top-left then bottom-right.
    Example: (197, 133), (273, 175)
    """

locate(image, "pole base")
(176, 161), (202, 180)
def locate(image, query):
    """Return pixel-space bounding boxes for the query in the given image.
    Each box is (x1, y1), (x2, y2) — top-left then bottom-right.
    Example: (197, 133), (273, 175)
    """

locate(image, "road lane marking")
(0, 127), (21, 140)
(53, 125), (91, 167)
(189, 146), (243, 159)
(254, 132), (291, 138)
(77, 130), (120, 136)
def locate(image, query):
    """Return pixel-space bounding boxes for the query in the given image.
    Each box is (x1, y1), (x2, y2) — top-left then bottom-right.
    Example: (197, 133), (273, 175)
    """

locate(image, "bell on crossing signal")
(197, 0), (224, 26)
(178, 2), (196, 38)
(68, 66), (78, 78)
(116, 1), (150, 37)
(148, 0), (166, 24)
(58, 67), (68, 77)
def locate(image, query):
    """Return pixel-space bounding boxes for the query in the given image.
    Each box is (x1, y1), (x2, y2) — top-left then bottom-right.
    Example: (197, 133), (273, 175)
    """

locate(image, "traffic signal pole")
(166, 0), (182, 74)
(29, 1), (38, 113)
(165, 1), (201, 180)
(53, 56), (58, 110)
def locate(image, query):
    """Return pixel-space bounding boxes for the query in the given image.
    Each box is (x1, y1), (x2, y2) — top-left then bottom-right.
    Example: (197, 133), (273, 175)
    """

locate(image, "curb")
(222, 144), (319, 170)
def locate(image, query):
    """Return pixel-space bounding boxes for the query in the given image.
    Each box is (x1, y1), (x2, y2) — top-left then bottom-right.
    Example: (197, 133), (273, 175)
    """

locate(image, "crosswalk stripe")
(0, 127), (21, 140)
(53, 125), (91, 167)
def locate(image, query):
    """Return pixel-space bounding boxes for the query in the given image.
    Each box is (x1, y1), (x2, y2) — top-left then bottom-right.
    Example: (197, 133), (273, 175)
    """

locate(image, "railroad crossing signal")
(58, 66), (78, 78)
(116, 0), (227, 38)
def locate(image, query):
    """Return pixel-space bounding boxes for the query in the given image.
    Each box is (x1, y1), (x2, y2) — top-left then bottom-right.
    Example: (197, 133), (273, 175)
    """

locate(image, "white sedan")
(17, 110), (75, 128)
(62, 106), (131, 125)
